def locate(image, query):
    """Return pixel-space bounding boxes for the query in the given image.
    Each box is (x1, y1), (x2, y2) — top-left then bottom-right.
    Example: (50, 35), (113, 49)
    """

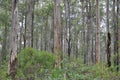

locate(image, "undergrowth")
(0, 48), (120, 80)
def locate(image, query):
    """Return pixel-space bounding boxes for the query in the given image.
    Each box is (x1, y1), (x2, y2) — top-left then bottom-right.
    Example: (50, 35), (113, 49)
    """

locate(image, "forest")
(0, 0), (120, 80)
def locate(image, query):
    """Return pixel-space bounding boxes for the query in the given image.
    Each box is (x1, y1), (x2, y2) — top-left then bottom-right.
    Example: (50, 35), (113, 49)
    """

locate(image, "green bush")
(17, 47), (56, 79)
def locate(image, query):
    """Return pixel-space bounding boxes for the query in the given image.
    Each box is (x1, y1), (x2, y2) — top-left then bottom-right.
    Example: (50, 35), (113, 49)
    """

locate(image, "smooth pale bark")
(8, 0), (18, 79)
(95, 0), (100, 63)
(54, 0), (62, 67)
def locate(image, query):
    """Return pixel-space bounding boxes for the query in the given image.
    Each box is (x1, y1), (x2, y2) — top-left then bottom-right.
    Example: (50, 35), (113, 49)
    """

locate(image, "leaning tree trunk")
(54, 0), (62, 67)
(8, 0), (18, 79)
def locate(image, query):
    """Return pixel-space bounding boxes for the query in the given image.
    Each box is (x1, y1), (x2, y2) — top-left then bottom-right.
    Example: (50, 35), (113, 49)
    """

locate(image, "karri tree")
(8, 0), (18, 79)
(54, 0), (62, 67)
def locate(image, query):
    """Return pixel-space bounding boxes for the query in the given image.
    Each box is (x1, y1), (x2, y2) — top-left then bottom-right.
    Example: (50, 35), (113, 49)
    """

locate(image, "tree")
(1, 8), (8, 62)
(7, 0), (18, 79)
(95, 0), (100, 63)
(106, 0), (111, 67)
(64, 0), (71, 58)
(25, 0), (35, 47)
(54, 0), (62, 67)
(113, 0), (119, 71)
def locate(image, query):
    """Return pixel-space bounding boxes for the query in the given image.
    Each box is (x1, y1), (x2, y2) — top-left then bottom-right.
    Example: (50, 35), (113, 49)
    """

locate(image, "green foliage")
(0, 49), (120, 80)
(17, 47), (56, 79)
(39, 58), (120, 80)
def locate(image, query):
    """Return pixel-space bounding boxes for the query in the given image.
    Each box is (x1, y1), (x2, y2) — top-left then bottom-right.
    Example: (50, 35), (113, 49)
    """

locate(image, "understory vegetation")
(0, 48), (120, 80)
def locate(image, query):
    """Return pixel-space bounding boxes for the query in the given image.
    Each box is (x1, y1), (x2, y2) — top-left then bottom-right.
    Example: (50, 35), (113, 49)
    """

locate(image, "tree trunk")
(19, 13), (24, 52)
(64, 0), (71, 58)
(8, 0), (18, 79)
(54, 0), (62, 67)
(26, 0), (34, 47)
(113, 0), (119, 71)
(95, 0), (100, 63)
(106, 0), (111, 67)
(1, 23), (8, 62)
(23, 14), (27, 48)
(1, 2), (8, 63)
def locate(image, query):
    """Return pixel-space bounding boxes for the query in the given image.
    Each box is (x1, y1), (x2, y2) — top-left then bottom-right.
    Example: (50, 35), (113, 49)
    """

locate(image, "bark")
(8, 0), (18, 79)
(54, 0), (62, 67)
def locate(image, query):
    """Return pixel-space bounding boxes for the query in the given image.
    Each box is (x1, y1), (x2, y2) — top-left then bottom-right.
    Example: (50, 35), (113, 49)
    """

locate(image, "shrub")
(17, 47), (56, 79)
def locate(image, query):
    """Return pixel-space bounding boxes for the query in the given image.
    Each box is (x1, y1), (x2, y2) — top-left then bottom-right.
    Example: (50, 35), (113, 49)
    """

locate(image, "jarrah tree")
(54, 0), (62, 67)
(8, 0), (18, 79)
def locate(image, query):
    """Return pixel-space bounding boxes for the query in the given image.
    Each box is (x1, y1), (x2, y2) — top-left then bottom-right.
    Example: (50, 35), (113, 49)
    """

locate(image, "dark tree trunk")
(113, 0), (119, 71)
(106, 0), (111, 67)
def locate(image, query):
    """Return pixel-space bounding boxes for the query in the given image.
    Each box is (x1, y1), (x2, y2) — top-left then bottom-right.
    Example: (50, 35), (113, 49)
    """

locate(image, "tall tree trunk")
(106, 0), (111, 67)
(113, 0), (119, 71)
(1, 24), (8, 62)
(85, 0), (93, 64)
(1, 2), (8, 63)
(19, 13), (24, 52)
(54, 0), (62, 67)
(23, 14), (27, 48)
(82, 0), (87, 64)
(95, 0), (100, 63)
(116, 0), (119, 70)
(8, 0), (18, 79)
(26, 0), (34, 47)
(64, 0), (71, 58)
